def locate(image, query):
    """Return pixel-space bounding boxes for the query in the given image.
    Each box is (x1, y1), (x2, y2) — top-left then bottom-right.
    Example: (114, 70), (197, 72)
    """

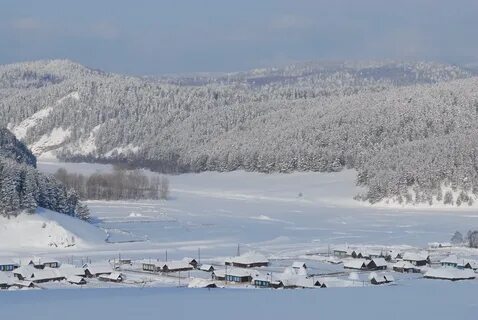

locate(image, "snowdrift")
(0, 208), (106, 250)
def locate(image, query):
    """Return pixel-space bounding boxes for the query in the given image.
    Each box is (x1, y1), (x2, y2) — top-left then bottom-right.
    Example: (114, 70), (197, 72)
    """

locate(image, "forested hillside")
(1, 59), (478, 205)
(0, 128), (89, 219)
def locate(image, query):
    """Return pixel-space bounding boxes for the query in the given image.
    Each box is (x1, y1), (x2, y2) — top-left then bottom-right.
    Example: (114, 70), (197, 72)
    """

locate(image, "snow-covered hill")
(0, 208), (106, 251)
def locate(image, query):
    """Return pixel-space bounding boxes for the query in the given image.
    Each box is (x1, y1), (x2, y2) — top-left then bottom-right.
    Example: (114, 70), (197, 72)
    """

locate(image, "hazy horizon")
(1, 0), (478, 75)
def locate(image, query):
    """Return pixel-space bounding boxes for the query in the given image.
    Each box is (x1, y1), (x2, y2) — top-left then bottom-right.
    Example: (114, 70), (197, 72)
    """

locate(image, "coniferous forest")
(2, 59), (478, 205)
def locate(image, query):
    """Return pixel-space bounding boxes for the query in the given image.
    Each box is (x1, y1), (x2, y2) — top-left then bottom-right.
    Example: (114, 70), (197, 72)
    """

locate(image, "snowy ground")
(2, 282), (478, 320)
(19, 161), (477, 261)
(1, 161), (478, 319)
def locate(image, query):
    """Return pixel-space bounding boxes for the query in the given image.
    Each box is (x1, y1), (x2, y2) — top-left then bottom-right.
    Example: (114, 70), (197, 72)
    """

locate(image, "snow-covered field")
(2, 161), (478, 319)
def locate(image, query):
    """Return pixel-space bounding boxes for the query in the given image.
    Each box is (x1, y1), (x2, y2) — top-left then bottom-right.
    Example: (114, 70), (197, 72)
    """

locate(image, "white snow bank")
(30, 127), (71, 155)
(12, 107), (53, 140)
(0, 208), (106, 250)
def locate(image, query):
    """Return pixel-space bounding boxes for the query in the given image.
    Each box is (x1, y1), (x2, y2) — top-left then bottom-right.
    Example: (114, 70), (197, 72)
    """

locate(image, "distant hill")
(1, 59), (478, 205)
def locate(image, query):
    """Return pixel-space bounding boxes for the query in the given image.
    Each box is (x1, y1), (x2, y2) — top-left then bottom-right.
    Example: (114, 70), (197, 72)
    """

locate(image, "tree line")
(53, 167), (170, 201)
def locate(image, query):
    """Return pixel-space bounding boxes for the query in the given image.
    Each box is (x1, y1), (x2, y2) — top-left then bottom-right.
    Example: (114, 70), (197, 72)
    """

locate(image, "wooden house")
(212, 269), (226, 281)
(199, 264), (215, 272)
(161, 261), (194, 273)
(424, 268), (475, 281)
(28, 257), (60, 269)
(142, 261), (163, 272)
(225, 252), (269, 268)
(84, 264), (113, 278)
(392, 261), (421, 273)
(343, 259), (367, 270)
(440, 255), (458, 268)
(224, 268), (252, 283)
(0, 259), (19, 272)
(366, 258), (387, 270)
(402, 252), (429, 266)
(370, 274), (394, 285)
(99, 272), (124, 283)
(67, 275), (87, 285)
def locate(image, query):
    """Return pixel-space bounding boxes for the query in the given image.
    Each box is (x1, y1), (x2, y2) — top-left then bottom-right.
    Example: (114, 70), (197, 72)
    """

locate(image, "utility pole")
(165, 250), (168, 262)
(198, 248), (201, 264)
(237, 244), (240, 257)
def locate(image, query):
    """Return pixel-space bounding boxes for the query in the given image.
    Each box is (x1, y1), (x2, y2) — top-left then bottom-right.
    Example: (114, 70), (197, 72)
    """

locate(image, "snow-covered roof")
(199, 264), (214, 271)
(440, 255), (458, 264)
(99, 272), (123, 281)
(162, 261), (193, 270)
(59, 264), (86, 277)
(402, 252), (429, 262)
(27, 256), (60, 265)
(224, 267), (252, 277)
(369, 258), (387, 267)
(424, 268), (475, 280)
(343, 259), (366, 269)
(0, 258), (19, 266)
(13, 265), (37, 278)
(84, 264), (113, 275)
(32, 267), (64, 281)
(67, 275), (86, 284)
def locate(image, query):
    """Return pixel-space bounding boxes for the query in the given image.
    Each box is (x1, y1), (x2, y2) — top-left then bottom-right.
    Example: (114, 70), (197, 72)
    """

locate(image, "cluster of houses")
(0, 257), (124, 290)
(334, 245), (478, 281)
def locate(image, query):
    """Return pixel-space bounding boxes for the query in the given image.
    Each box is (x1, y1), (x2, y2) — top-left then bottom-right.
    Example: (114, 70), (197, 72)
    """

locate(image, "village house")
(13, 265), (37, 280)
(440, 255), (459, 268)
(142, 261), (163, 272)
(225, 252), (269, 268)
(212, 269), (226, 281)
(14, 266), (66, 283)
(84, 264), (113, 278)
(366, 258), (387, 271)
(224, 268), (252, 283)
(402, 252), (429, 266)
(99, 272), (124, 283)
(333, 247), (349, 258)
(0, 259), (19, 272)
(199, 264), (215, 272)
(28, 257), (60, 269)
(393, 261), (421, 273)
(370, 273), (394, 285)
(457, 259), (478, 270)
(67, 275), (87, 285)
(343, 259), (367, 270)
(161, 261), (194, 273)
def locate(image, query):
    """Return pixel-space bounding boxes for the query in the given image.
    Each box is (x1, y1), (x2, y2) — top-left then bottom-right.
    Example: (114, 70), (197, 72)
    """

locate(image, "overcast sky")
(1, 0), (477, 75)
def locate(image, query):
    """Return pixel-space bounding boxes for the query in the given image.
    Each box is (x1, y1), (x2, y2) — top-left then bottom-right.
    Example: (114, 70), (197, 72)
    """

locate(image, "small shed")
(333, 247), (349, 258)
